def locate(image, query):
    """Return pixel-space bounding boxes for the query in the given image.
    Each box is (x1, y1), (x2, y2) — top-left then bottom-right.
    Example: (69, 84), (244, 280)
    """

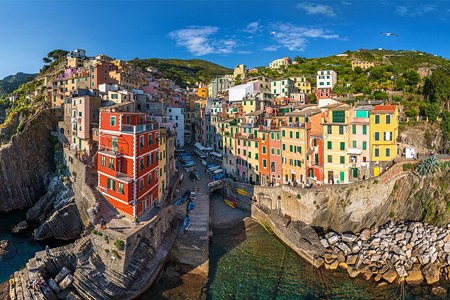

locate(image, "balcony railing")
(121, 123), (157, 134)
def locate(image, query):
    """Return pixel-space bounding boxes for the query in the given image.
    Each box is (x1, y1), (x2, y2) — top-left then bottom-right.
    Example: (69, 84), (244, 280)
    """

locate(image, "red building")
(97, 109), (159, 218)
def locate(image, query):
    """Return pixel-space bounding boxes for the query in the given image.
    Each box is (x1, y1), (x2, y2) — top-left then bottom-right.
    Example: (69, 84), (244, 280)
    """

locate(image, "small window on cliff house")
(101, 156), (105, 167)
(140, 179), (144, 191)
(110, 116), (116, 126)
(118, 183), (124, 194)
(108, 158), (114, 170)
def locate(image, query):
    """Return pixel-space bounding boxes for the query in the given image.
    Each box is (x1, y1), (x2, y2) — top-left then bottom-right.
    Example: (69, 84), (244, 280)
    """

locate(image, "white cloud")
(243, 22), (261, 34)
(168, 26), (237, 56)
(269, 23), (340, 51)
(341, 1), (351, 5)
(297, 2), (337, 17)
(262, 45), (281, 52)
(396, 4), (435, 17)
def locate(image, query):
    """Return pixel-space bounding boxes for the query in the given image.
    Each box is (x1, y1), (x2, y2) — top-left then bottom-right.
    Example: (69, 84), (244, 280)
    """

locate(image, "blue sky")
(1, 0), (450, 78)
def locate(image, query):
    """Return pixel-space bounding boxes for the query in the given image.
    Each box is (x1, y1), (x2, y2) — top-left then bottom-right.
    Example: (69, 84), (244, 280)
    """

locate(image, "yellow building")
(289, 76), (312, 93)
(322, 104), (353, 184)
(247, 137), (260, 184)
(281, 118), (308, 184)
(158, 128), (167, 206)
(370, 105), (399, 176)
(351, 60), (375, 70)
(242, 97), (260, 114)
(197, 87), (208, 99)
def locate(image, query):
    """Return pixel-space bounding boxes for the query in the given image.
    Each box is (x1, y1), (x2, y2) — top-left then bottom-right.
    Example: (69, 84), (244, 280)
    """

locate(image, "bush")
(402, 163), (413, 171)
(114, 239), (125, 251)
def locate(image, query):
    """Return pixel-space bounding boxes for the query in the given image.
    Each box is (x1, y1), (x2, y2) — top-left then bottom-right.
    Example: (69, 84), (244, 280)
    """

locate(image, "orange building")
(97, 110), (159, 218)
(197, 87), (208, 99)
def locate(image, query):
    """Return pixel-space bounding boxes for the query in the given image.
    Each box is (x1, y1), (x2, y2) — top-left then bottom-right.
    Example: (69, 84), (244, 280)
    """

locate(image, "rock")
(370, 237), (381, 246)
(0, 240), (17, 259)
(371, 254), (381, 262)
(363, 270), (373, 281)
(337, 251), (346, 263)
(66, 291), (82, 300)
(431, 286), (447, 298)
(444, 234), (450, 243)
(58, 274), (74, 290)
(47, 278), (60, 293)
(336, 243), (351, 256)
(419, 253), (431, 265)
(54, 267), (71, 284)
(405, 269), (424, 286)
(346, 255), (358, 265)
(351, 244), (360, 254)
(360, 229), (371, 241)
(422, 264), (440, 285)
(320, 239), (329, 248)
(339, 262), (349, 270)
(374, 273), (383, 282)
(395, 265), (408, 278)
(444, 243), (450, 253)
(382, 269), (398, 283)
(327, 260), (339, 270)
(347, 267), (360, 278)
(341, 233), (357, 243)
(395, 232), (405, 241)
(327, 234), (339, 245)
(377, 282), (387, 288)
(11, 220), (28, 234)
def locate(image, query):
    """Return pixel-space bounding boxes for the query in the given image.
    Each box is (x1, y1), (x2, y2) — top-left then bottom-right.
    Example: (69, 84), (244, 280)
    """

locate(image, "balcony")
(347, 148), (362, 155)
(121, 123), (157, 134)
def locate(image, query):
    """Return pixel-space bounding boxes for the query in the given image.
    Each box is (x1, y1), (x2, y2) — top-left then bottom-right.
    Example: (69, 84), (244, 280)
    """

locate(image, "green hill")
(0, 72), (36, 96)
(128, 58), (231, 87)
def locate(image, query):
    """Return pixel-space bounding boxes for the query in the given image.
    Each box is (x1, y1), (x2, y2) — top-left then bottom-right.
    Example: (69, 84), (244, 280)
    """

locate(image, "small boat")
(183, 216), (191, 230)
(224, 199), (237, 208)
(235, 188), (249, 196)
(227, 197), (238, 206)
(188, 201), (196, 212)
(208, 180), (222, 188)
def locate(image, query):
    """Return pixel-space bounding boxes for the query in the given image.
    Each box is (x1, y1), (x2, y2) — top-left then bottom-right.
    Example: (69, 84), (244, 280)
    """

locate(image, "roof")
(355, 105), (374, 111)
(245, 109), (264, 116)
(322, 103), (352, 111)
(372, 104), (397, 113)
(285, 107), (321, 116)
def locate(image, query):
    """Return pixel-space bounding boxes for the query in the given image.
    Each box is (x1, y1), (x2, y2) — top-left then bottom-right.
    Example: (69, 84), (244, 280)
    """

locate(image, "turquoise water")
(0, 211), (44, 283)
(207, 220), (445, 300)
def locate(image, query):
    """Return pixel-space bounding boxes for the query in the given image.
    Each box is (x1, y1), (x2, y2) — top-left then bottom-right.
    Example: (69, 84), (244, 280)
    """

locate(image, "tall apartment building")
(97, 110), (159, 218)
(316, 70), (337, 100)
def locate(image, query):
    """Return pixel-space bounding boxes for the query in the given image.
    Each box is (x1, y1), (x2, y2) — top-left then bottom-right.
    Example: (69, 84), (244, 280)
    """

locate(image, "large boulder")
(382, 269), (398, 283)
(405, 269), (424, 286)
(422, 264), (440, 285)
(58, 274), (74, 290)
(54, 267), (71, 284)
(11, 220), (28, 234)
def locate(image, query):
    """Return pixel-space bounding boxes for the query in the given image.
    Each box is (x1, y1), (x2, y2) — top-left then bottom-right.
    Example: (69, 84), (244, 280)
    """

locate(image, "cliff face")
(245, 162), (450, 233)
(0, 109), (61, 211)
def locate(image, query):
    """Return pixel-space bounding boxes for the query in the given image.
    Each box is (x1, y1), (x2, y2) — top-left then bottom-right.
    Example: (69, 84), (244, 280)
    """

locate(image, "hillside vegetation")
(0, 73), (36, 96)
(128, 58), (231, 87)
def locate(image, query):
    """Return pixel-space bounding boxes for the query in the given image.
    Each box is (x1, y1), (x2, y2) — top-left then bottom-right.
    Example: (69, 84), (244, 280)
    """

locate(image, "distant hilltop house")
(248, 68), (259, 74)
(233, 64), (246, 80)
(67, 49), (86, 59)
(351, 60), (375, 70)
(269, 57), (292, 69)
(316, 70), (337, 100)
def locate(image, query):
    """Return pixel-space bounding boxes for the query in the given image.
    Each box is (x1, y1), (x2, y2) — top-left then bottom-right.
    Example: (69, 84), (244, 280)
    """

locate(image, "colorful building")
(349, 106), (372, 180)
(97, 110), (159, 218)
(370, 105), (399, 176)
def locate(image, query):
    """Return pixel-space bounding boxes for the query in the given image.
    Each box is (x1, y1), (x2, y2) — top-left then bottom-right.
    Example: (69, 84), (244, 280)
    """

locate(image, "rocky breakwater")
(321, 221), (450, 289)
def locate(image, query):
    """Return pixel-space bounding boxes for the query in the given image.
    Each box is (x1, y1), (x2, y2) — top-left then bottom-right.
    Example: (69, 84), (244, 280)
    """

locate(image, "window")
(140, 158), (144, 170)
(339, 126), (345, 135)
(277, 149), (281, 155)
(147, 154), (152, 166)
(282, 130), (285, 137)
(148, 173), (152, 184)
(148, 134), (153, 145)
(140, 136), (144, 148)
(248, 152), (252, 158)
(289, 145), (293, 152)
(313, 139), (317, 147)
(340, 156), (345, 164)
(262, 146), (266, 154)
(255, 153), (258, 159)
(238, 149), (241, 155)
(327, 141), (332, 150)
(271, 148), (274, 155)
(110, 116), (116, 126)
(352, 141), (357, 148)
(374, 132), (380, 141)
(352, 125), (356, 134)
(101, 156), (105, 167)
(296, 132), (299, 139)
(327, 125), (332, 134)
(107, 178), (115, 191)
(289, 131), (293, 138)
(386, 114), (391, 124)
(118, 183), (124, 194)
(362, 125), (367, 135)
(386, 148), (391, 157)
(263, 159), (267, 168)
(332, 111), (345, 123)
(139, 179), (144, 191)
(277, 132), (280, 140)
(340, 142), (345, 151)
(362, 141), (367, 150)
(327, 155), (332, 163)
(384, 132), (392, 141)
(282, 144), (286, 151)
(375, 148), (380, 157)
(375, 115), (380, 124)
(108, 158), (114, 170)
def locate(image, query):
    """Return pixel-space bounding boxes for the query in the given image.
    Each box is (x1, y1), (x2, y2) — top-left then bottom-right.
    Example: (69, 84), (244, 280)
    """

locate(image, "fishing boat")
(183, 216), (191, 230)
(224, 199), (237, 208)
(208, 180), (222, 188)
(188, 201), (196, 212)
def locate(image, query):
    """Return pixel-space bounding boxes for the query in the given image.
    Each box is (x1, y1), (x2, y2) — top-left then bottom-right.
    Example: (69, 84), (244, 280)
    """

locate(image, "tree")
(372, 90), (388, 100)
(294, 56), (305, 64)
(47, 49), (68, 61)
(43, 57), (52, 64)
(353, 66), (363, 74)
(420, 102), (440, 122)
(403, 70), (420, 86)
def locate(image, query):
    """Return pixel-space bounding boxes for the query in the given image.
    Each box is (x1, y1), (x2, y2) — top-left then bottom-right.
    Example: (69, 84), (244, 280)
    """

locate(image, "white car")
(190, 192), (196, 200)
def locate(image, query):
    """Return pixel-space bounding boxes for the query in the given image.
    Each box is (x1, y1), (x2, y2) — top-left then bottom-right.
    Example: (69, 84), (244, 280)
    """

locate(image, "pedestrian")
(45, 245), (50, 257)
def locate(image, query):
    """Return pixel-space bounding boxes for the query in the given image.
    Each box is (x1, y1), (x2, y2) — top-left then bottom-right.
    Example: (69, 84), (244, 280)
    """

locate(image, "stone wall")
(233, 161), (450, 233)
(0, 109), (61, 211)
